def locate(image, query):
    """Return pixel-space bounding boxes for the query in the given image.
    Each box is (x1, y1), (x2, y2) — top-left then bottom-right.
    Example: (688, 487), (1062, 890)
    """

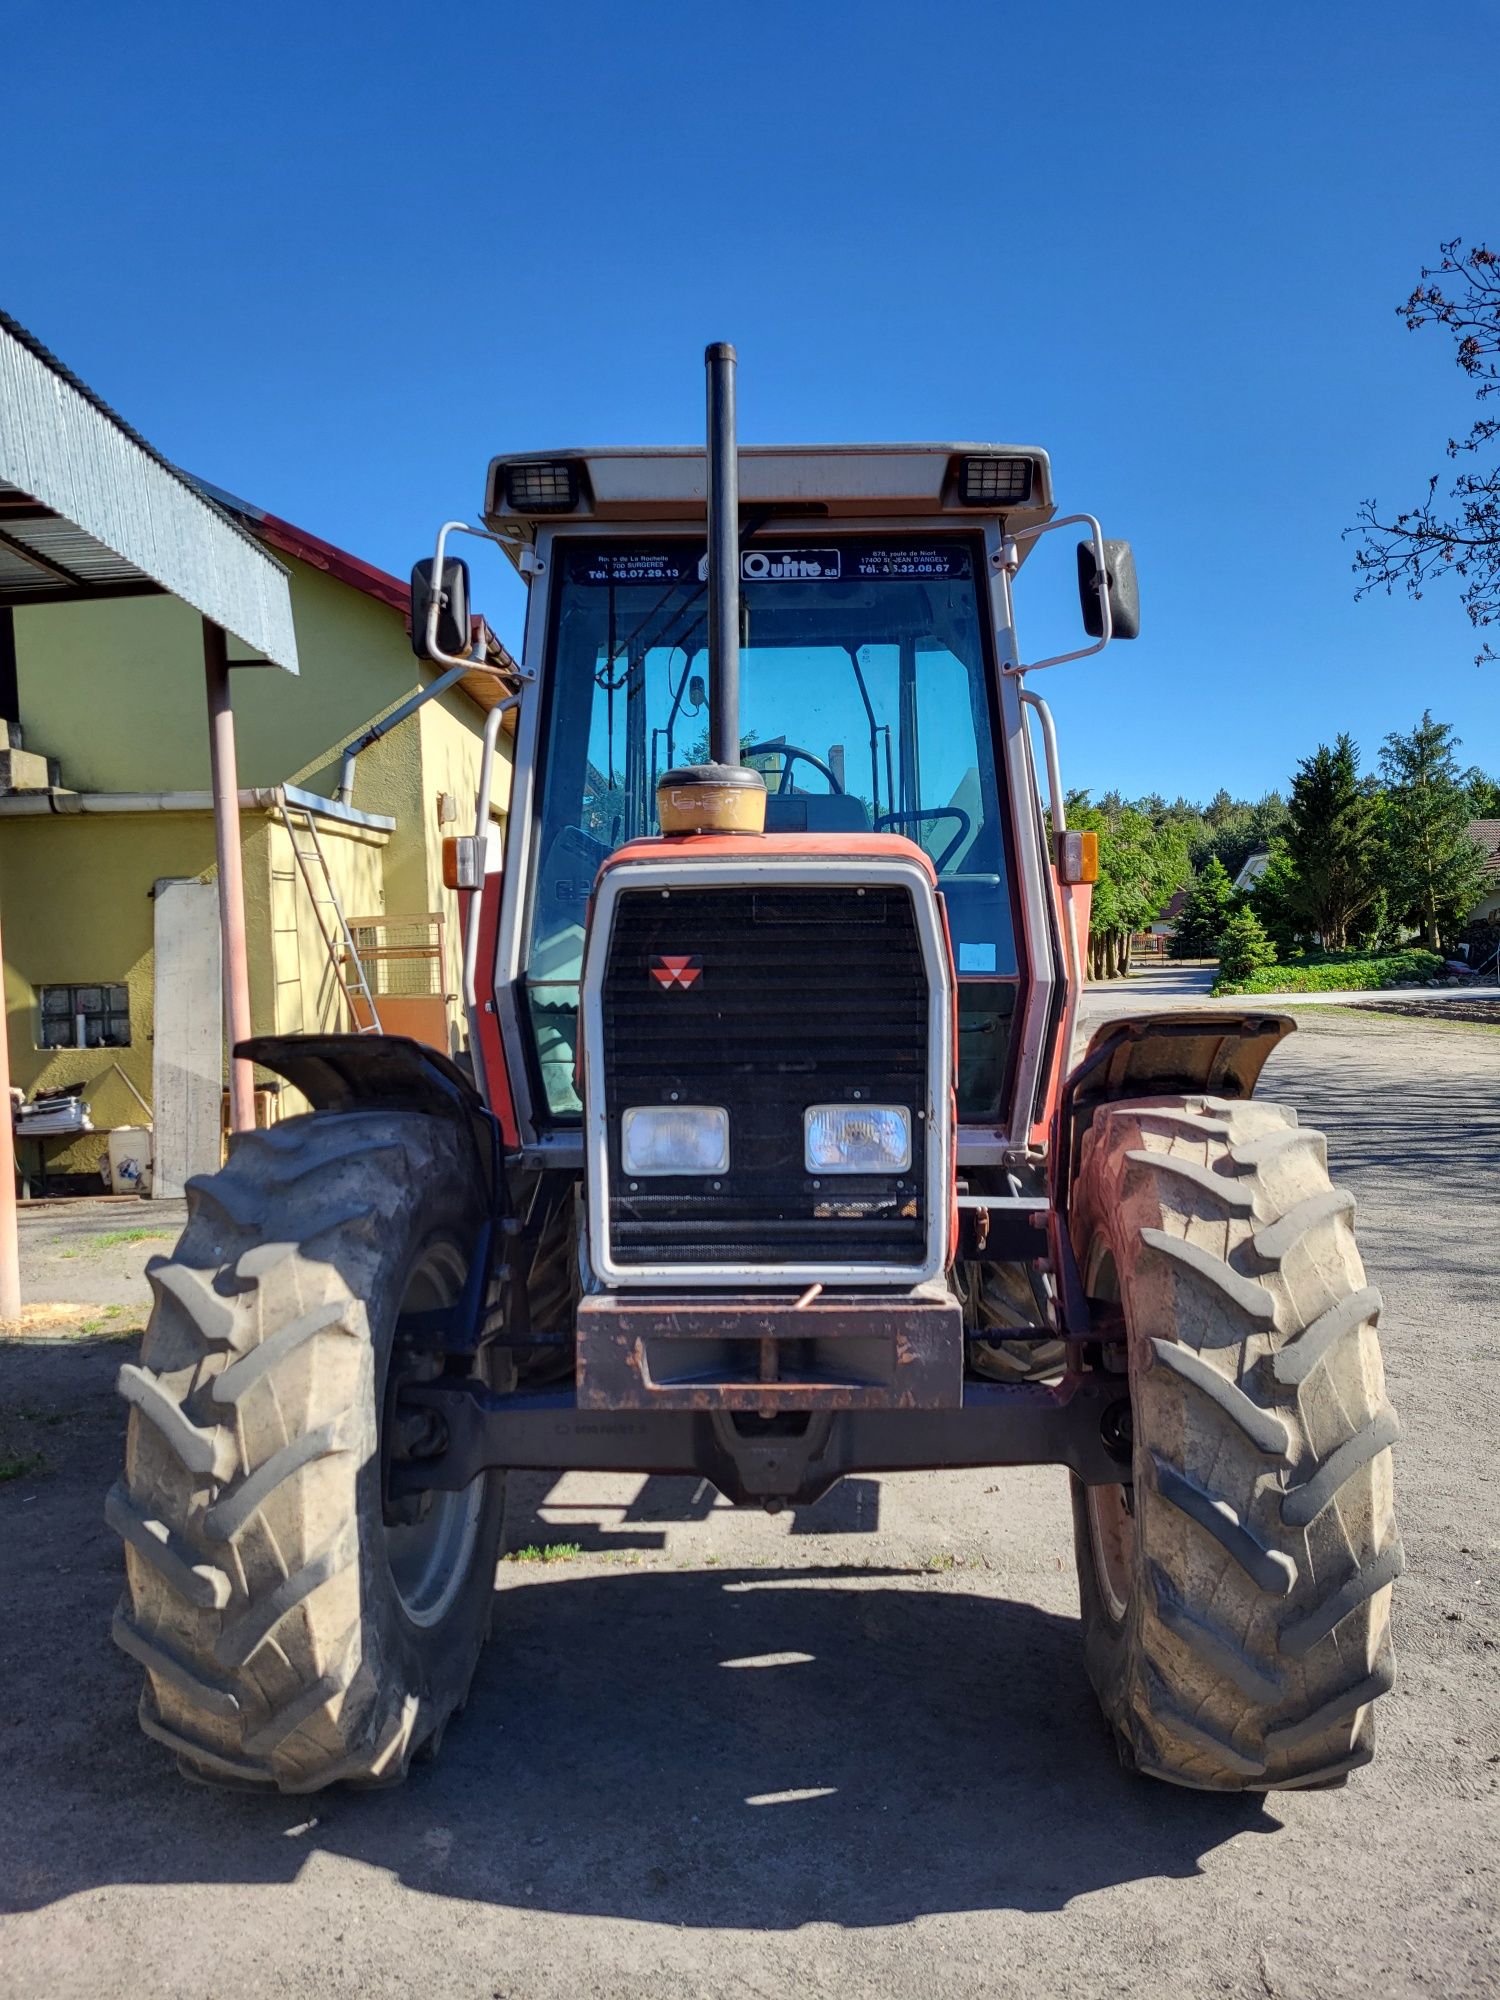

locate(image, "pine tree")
(1216, 906), (1279, 983)
(1249, 839), (1311, 958)
(1171, 855), (1238, 958)
(1283, 734), (1380, 949)
(1378, 711), (1490, 949)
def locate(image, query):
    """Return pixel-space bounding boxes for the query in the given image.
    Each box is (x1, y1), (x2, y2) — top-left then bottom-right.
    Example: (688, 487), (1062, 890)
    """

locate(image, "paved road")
(1, 1007), (1497, 1999)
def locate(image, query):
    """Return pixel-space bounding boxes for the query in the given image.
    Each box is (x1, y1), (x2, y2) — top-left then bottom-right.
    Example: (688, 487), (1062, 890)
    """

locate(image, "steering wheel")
(874, 806), (973, 872)
(742, 740), (845, 795)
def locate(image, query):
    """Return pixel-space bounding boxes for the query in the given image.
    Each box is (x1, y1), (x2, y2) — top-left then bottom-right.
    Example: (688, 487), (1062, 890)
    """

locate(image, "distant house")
(1233, 850), (1270, 893)
(1148, 886), (1189, 939)
(1469, 821), (1500, 924)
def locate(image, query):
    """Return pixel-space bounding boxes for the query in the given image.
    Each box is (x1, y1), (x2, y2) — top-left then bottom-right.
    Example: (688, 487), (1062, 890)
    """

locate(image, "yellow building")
(0, 489), (515, 1184)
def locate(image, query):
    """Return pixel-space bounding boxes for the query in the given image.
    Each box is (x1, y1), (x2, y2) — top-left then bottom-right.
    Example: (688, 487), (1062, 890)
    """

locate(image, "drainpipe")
(204, 621), (255, 1134)
(0, 788), (393, 828)
(0, 789), (282, 815)
(335, 662), (471, 807)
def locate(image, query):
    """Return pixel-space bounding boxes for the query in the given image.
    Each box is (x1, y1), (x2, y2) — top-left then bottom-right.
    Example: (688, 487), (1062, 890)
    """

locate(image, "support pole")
(704, 342), (741, 766)
(0, 893), (20, 1322)
(204, 620), (255, 1133)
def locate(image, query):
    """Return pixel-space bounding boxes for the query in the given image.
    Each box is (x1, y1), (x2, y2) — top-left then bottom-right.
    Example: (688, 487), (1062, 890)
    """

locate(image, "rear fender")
(1048, 1009), (1294, 1332)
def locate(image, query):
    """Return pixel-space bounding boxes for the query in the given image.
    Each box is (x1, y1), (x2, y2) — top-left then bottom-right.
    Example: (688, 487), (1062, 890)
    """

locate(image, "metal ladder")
(276, 794), (383, 1034)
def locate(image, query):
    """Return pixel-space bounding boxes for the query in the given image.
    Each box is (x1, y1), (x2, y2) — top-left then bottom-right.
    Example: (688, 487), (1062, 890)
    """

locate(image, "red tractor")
(110, 347), (1399, 1794)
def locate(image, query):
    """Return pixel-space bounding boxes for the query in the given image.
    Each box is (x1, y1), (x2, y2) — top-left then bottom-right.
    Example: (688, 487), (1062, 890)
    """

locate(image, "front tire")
(1069, 1093), (1401, 1790)
(108, 1110), (506, 1791)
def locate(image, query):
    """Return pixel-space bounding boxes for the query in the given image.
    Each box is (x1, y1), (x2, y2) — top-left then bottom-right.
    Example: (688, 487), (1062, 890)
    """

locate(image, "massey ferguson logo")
(741, 548), (841, 581)
(650, 954), (702, 991)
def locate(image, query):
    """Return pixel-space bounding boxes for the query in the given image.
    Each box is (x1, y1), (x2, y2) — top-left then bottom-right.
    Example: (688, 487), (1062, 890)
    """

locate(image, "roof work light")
(957, 455), (1033, 507)
(503, 461), (581, 512)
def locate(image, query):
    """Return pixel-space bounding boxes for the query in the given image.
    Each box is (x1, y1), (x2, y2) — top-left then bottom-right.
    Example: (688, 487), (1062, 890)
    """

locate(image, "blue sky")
(4, 0), (1495, 802)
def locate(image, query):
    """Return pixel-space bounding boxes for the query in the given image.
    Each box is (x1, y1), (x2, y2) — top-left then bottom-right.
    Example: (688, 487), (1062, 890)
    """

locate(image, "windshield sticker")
(849, 546), (972, 580)
(575, 550), (700, 586)
(741, 548), (842, 581)
(569, 540), (974, 586)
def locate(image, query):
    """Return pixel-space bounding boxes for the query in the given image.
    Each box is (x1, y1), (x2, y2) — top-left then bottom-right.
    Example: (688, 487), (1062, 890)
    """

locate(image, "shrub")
(1213, 948), (1445, 996)
(1216, 908), (1279, 984)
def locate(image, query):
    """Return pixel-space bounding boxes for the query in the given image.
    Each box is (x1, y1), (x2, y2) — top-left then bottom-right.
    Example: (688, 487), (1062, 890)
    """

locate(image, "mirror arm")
(997, 512), (1113, 676)
(1020, 687), (1087, 1073)
(422, 521), (536, 682)
(462, 692), (523, 1020)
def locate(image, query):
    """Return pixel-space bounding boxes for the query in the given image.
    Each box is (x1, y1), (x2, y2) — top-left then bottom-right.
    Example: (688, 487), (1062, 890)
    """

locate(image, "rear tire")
(108, 1110), (506, 1791)
(1069, 1093), (1400, 1790)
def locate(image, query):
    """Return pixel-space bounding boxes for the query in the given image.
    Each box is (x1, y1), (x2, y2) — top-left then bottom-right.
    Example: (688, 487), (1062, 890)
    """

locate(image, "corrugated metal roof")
(193, 475), (522, 711)
(0, 312), (298, 672)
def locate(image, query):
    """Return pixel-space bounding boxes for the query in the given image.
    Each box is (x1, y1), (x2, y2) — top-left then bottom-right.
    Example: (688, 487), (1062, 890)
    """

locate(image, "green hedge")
(1213, 949), (1446, 996)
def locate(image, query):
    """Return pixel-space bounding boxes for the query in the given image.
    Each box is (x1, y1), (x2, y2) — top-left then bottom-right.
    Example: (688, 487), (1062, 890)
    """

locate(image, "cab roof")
(483, 443), (1055, 550)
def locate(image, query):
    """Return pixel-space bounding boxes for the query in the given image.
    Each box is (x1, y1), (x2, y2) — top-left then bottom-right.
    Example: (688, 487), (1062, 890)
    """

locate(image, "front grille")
(600, 884), (930, 1268)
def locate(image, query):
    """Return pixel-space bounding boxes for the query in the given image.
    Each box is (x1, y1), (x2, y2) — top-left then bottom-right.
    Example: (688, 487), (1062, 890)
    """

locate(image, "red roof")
(1470, 820), (1500, 881)
(191, 476), (520, 702)
(191, 478), (407, 613)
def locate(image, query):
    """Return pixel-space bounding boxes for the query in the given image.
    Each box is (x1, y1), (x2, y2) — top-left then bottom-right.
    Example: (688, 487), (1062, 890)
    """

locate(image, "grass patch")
(91, 1228), (176, 1253)
(0, 1450), (45, 1483)
(504, 1542), (583, 1565)
(73, 1306), (143, 1341)
(1289, 1003), (1500, 1036)
(1214, 948), (1445, 996)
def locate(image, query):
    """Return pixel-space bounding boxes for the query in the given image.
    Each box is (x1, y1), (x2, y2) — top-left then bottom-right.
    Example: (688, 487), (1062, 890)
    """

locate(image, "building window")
(38, 983), (132, 1050)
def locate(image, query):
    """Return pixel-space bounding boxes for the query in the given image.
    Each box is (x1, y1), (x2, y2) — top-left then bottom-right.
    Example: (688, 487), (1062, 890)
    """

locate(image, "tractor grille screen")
(601, 884), (930, 1269)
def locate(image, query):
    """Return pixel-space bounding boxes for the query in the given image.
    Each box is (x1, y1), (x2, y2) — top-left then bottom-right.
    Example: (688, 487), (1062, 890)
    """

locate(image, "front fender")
(1049, 1010), (1293, 1332)
(238, 1032), (503, 1197)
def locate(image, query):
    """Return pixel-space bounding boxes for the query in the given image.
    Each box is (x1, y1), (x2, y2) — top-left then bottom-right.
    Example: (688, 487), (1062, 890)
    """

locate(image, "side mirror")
(1077, 539), (1140, 641)
(410, 556), (472, 661)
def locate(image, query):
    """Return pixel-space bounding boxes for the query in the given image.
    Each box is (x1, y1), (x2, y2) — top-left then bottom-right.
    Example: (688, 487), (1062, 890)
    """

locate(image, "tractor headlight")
(621, 1105), (729, 1177)
(804, 1104), (912, 1174)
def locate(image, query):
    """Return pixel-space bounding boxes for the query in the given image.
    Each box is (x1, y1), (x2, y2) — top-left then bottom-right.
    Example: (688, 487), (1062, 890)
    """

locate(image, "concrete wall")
(260, 813), (388, 1040)
(1, 811), (216, 1172)
(415, 695), (512, 1022)
(1, 807), (396, 1167)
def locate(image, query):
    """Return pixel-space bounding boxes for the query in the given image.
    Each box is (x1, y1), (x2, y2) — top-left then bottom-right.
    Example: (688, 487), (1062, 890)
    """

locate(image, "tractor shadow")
(1, 1336), (1277, 1929)
(502, 1469), (884, 1553)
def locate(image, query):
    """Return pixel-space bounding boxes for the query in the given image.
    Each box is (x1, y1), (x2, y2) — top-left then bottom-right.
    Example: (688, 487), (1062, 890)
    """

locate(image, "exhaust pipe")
(705, 341), (741, 766)
(655, 344), (765, 835)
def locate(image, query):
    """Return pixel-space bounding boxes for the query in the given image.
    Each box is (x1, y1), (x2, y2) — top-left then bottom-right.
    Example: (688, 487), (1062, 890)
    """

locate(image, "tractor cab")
(481, 439), (1086, 1153)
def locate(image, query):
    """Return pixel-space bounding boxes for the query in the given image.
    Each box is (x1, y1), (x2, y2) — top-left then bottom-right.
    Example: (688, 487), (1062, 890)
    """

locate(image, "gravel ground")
(1, 1005), (1496, 2000)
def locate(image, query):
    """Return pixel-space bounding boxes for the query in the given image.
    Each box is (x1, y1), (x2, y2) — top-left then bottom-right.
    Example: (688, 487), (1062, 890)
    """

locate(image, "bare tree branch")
(1350, 239), (1500, 662)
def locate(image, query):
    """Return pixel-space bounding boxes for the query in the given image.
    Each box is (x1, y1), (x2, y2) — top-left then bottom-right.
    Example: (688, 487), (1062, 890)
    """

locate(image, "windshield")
(525, 535), (1019, 1118)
